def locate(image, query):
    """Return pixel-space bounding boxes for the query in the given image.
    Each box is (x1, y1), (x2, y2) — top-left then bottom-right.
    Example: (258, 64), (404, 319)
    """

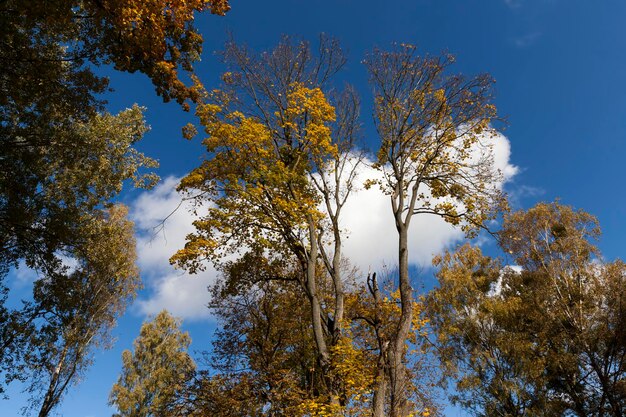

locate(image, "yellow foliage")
(172, 80), (339, 270)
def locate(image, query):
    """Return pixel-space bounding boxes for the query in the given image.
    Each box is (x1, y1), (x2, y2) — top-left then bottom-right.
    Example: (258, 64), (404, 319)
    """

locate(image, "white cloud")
(130, 132), (518, 320)
(130, 177), (217, 321)
(491, 130), (519, 181)
(135, 269), (216, 320)
(339, 165), (464, 269)
(341, 129), (517, 271)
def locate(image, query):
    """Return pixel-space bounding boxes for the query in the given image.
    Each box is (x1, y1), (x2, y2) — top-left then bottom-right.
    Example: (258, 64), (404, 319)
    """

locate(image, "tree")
(1, 105), (157, 279)
(428, 202), (626, 416)
(110, 310), (196, 417)
(363, 44), (506, 417)
(171, 36), (365, 411)
(1, 0), (227, 284)
(1, 0), (229, 108)
(346, 271), (441, 417)
(19, 204), (141, 417)
(188, 251), (436, 417)
(1, 0), (230, 274)
(1, 0), (229, 312)
(0, 106), (156, 402)
(0, 0), (227, 408)
(202, 254), (321, 416)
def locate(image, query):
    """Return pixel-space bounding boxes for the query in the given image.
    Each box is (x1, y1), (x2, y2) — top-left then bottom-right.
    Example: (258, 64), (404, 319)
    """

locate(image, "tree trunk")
(331, 226), (344, 338)
(38, 347), (67, 417)
(372, 343), (388, 417)
(389, 224), (413, 417)
(305, 216), (329, 367)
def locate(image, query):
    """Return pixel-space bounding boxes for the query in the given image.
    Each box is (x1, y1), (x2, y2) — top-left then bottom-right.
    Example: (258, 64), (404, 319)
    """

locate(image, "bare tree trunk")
(389, 223), (413, 417)
(331, 224), (344, 338)
(305, 216), (344, 409)
(38, 346), (67, 417)
(368, 271), (386, 417)
(305, 216), (330, 370)
(372, 341), (388, 417)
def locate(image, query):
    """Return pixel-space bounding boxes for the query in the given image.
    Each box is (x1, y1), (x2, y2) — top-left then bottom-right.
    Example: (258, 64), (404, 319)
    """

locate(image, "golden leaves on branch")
(172, 81), (338, 269)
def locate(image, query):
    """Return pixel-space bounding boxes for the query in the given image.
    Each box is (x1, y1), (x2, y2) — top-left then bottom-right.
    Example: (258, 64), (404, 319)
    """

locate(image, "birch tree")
(110, 311), (196, 417)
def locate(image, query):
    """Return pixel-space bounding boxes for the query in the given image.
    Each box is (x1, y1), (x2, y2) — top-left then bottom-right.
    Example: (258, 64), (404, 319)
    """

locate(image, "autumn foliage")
(3, 3), (624, 415)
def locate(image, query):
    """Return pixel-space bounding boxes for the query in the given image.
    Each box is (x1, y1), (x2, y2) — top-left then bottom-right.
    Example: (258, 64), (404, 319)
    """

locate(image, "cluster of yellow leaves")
(284, 83), (338, 163)
(298, 399), (344, 417)
(110, 0), (228, 38)
(172, 82), (338, 270)
(329, 332), (375, 412)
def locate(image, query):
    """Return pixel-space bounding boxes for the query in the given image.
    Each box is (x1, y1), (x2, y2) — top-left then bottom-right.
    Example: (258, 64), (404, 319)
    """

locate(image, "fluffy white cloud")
(342, 129), (517, 270)
(491, 130), (519, 181)
(130, 177), (217, 321)
(338, 165), (464, 269)
(130, 132), (518, 320)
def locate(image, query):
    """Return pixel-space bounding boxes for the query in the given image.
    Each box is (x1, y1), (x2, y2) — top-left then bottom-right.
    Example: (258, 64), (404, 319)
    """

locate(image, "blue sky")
(4, 1), (626, 416)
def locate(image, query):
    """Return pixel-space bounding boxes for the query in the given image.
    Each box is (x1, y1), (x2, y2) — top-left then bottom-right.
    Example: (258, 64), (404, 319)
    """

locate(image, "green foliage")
(17, 204), (141, 417)
(0, 106), (156, 409)
(0, 0), (231, 407)
(110, 310), (196, 417)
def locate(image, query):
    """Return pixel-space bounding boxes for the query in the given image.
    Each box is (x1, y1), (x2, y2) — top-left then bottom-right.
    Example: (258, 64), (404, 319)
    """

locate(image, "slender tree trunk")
(305, 216), (343, 408)
(389, 224), (413, 417)
(38, 346), (67, 417)
(305, 216), (329, 366)
(331, 226), (344, 337)
(372, 342), (388, 417)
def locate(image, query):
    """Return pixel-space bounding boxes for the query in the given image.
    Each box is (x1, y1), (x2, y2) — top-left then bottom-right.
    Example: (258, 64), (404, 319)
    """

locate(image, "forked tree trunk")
(306, 216), (329, 367)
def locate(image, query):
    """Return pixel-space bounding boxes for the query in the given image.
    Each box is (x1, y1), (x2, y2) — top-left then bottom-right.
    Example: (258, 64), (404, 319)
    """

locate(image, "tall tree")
(171, 36), (364, 411)
(188, 252), (436, 416)
(203, 254), (321, 416)
(20, 204), (141, 417)
(363, 44), (506, 417)
(428, 202), (626, 416)
(110, 310), (196, 417)
(1, 0), (228, 287)
(1, 0), (230, 307)
(0, 106), (156, 401)
(0, 0), (227, 408)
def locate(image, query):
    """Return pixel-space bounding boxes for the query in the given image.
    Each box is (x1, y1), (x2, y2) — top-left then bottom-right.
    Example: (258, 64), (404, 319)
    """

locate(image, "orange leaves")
(207, 0), (231, 15)
(80, 0), (230, 105)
